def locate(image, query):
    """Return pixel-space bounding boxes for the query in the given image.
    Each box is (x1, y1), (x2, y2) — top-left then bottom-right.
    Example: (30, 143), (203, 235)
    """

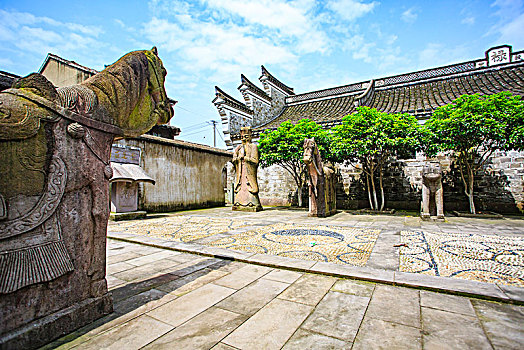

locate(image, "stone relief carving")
(0, 47), (173, 348)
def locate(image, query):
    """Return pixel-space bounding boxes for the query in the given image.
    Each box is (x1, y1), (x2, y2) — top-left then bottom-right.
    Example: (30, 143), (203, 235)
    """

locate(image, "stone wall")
(40, 59), (94, 87)
(254, 151), (524, 213)
(115, 135), (232, 212)
(226, 163), (297, 206)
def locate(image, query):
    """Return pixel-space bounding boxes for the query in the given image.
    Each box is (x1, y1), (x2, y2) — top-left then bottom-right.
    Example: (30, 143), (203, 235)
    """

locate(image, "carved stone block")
(0, 47), (173, 349)
(421, 161), (445, 221)
(303, 138), (337, 217)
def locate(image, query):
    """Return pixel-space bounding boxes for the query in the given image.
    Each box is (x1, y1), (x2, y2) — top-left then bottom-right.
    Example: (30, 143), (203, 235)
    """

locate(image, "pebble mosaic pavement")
(400, 230), (524, 287)
(110, 212), (524, 286)
(110, 215), (249, 243)
(207, 223), (381, 265)
(111, 216), (380, 266)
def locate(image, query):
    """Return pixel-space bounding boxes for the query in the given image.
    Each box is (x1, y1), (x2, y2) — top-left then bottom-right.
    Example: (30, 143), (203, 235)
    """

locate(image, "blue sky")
(1, 0), (523, 148)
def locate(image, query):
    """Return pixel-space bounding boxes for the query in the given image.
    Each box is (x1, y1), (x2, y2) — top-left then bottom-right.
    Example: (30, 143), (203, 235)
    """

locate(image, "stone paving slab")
(43, 238), (524, 350)
(221, 298), (314, 350)
(365, 284), (421, 328)
(352, 317), (422, 350)
(142, 307), (247, 350)
(421, 307), (492, 349)
(282, 329), (351, 349)
(146, 283), (236, 327)
(300, 291), (370, 341)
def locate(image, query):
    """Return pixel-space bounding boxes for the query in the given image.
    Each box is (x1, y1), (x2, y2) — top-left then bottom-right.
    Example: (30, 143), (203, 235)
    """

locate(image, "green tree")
(332, 107), (421, 211)
(423, 92), (524, 214)
(258, 119), (334, 206)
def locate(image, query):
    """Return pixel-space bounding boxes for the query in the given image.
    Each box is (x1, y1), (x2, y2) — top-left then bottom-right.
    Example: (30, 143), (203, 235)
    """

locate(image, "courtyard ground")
(44, 207), (524, 349)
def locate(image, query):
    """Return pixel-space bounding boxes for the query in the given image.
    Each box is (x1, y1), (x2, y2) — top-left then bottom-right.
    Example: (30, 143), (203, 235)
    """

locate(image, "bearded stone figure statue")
(232, 127), (263, 212)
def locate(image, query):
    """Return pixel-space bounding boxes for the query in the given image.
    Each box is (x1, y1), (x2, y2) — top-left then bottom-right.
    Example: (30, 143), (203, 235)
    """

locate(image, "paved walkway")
(44, 208), (524, 349)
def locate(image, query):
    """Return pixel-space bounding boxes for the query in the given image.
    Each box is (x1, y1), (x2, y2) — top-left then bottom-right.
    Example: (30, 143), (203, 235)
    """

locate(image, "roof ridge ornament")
(238, 74), (271, 101)
(259, 65), (295, 96)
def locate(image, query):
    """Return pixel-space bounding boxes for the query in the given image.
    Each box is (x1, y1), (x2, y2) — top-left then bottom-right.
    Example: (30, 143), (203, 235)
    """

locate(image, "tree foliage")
(258, 119), (334, 205)
(423, 92), (524, 214)
(332, 106), (421, 211)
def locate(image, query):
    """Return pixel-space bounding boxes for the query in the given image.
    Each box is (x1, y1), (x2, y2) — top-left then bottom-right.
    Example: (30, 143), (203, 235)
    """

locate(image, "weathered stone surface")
(155, 267), (228, 296)
(420, 290), (476, 316)
(331, 279), (376, 297)
(421, 161), (444, 219)
(282, 329), (350, 349)
(146, 284), (236, 327)
(365, 285), (420, 328)
(213, 264), (272, 289)
(303, 138), (336, 217)
(143, 307), (247, 350)
(421, 307), (492, 349)
(216, 278), (290, 316)
(0, 47), (173, 348)
(72, 314), (172, 350)
(232, 127), (263, 211)
(278, 273), (336, 306)
(264, 269), (303, 284)
(352, 317), (422, 350)
(222, 298), (313, 350)
(301, 291), (370, 341)
(472, 299), (524, 349)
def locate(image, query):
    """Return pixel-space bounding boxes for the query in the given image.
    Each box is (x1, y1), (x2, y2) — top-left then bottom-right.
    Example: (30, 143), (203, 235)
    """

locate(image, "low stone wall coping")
(134, 134), (233, 158)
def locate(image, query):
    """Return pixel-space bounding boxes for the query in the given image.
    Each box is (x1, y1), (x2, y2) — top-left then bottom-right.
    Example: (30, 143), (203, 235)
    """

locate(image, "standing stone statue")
(303, 138), (337, 217)
(232, 127), (263, 211)
(0, 47), (173, 348)
(421, 161), (445, 220)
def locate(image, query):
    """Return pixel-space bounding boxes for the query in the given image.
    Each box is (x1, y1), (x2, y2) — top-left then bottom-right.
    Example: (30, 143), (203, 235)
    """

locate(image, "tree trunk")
(467, 167), (476, 214)
(297, 186), (304, 207)
(379, 169), (385, 211)
(370, 173), (378, 211)
(366, 175), (375, 210)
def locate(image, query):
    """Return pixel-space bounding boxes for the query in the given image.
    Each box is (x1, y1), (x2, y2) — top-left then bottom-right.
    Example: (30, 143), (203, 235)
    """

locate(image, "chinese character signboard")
(487, 46), (511, 66)
(110, 145), (141, 165)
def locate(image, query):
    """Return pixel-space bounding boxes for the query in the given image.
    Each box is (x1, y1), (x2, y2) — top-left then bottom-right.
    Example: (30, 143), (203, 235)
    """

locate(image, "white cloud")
(401, 8), (418, 23)
(461, 16), (475, 25)
(204, 0), (329, 54)
(143, 15), (297, 84)
(0, 9), (105, 60)
(327, 0), (378, 21)
(489, 0), (524, 47)
(417, 43), (470, 69)
(497, 12), (524, 47)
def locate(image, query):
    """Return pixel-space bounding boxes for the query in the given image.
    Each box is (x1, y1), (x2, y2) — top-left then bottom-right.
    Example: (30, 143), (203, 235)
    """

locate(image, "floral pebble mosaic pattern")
(400, 230), (524, 287)
(208, 223), (380, 266)
(110, 215), (249, 243)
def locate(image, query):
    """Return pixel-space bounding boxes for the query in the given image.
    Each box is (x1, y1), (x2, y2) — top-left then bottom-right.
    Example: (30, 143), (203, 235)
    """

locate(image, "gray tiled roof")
(256, 62), (524, 132)
(369, 64), (524, 118)
(258, 94), (357, 129)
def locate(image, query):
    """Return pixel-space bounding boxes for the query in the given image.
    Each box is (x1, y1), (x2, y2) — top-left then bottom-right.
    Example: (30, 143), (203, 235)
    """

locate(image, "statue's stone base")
(308, 209), (337, 218)
(0, 293), (113, 350)
(110, 210), (147, 221)
(232, 205), (263, 212)
(421, 214), (445, 222)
